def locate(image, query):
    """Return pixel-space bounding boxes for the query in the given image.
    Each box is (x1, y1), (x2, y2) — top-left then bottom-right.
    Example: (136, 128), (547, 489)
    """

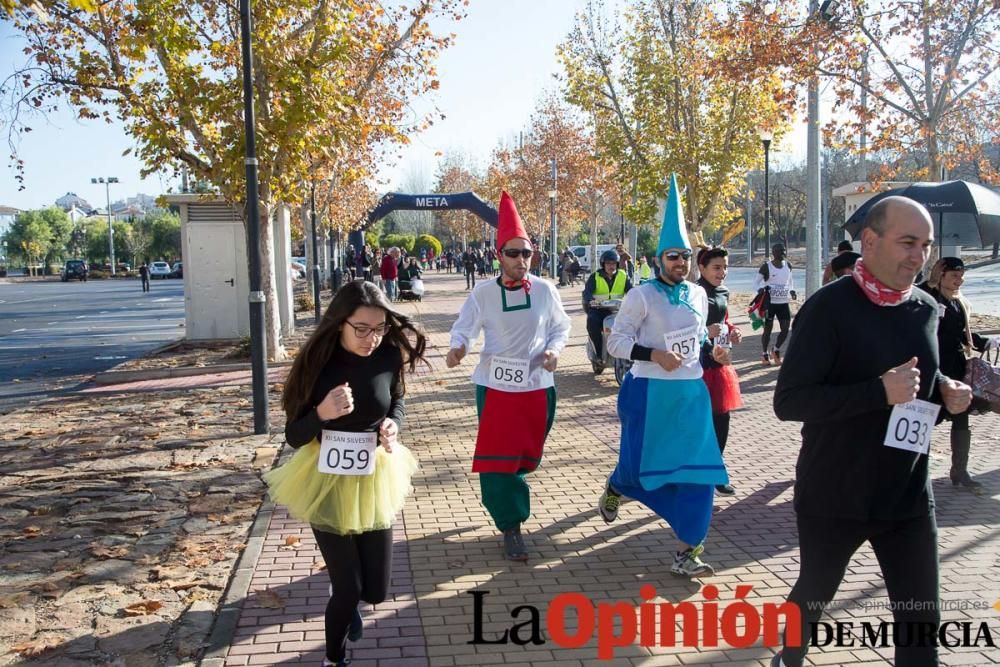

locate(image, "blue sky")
(0, 0), (809, 211)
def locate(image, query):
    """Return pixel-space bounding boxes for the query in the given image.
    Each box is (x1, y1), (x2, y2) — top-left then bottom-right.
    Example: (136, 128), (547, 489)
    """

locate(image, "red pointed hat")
(496, 191), (530, 250)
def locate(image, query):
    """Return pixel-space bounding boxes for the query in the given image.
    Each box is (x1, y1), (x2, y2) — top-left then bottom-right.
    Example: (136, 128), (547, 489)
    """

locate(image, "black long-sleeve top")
(916, 283), (988, 381)
(774, 277), (947, 521)
(697, 277), (729, 370)
(284, 343), (405, 448)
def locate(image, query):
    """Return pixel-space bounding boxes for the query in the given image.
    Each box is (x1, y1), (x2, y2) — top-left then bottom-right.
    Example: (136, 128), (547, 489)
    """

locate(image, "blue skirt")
(609, 374), (728, 545)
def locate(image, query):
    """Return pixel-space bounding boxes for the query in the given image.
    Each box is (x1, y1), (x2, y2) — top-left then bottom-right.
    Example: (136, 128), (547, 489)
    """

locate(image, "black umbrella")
(843, 180), (1000, 248)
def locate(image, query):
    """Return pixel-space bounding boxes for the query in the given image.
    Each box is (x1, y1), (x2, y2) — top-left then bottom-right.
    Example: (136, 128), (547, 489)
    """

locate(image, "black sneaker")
(503, 527), (529, 561)
(715, 483), (735, 496)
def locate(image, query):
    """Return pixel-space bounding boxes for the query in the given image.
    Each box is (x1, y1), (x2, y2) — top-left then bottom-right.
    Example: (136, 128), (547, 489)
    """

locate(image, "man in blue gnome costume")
(597, 174), (730, 577)
(447, 191), (572, 562)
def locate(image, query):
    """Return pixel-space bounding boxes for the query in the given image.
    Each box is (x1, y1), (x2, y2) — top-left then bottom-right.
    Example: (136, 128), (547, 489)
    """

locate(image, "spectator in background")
(823, 240), (859, 284)
(380, 247), (400, 302)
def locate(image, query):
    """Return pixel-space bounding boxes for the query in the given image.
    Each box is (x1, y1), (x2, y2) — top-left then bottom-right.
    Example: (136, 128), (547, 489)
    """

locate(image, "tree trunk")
(259, 204), (287, 362)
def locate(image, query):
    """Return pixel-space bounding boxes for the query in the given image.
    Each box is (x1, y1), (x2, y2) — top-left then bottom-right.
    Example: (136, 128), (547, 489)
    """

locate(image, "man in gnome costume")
(446, 191), (572, 561)
(598, 174), (730, 577)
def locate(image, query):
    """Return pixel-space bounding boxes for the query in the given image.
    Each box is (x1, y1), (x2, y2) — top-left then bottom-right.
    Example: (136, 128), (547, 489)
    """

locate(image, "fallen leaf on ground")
(124, 600), (163, 616)
(163, 578), (207, 591)
(23, 526), (42, 535)
(92, 545), (129, 559)
(282, 535), (301, 548)
(257, 590), (285, 609)
(12, 638), (58, 657)
(0, 592), (32, 608)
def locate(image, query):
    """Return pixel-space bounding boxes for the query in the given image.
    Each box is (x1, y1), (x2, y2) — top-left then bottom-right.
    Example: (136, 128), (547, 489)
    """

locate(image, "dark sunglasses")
(502, 249), (533, 259)
(663, 250), (693, 261)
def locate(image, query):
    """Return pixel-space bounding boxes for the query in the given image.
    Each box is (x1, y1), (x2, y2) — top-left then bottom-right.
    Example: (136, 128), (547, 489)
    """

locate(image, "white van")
(567, 244), (618, 273)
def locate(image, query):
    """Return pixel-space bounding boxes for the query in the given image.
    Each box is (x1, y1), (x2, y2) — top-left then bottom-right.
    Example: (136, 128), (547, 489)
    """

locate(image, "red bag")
(964, 349), (1000, 413)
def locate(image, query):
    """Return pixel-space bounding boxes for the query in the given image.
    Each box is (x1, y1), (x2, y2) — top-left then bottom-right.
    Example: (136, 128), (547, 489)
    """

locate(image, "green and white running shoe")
(671, 544), (714, 578)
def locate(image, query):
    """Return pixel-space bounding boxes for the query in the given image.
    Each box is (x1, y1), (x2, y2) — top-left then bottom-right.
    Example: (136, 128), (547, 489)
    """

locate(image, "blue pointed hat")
(657, 173), (691, 254)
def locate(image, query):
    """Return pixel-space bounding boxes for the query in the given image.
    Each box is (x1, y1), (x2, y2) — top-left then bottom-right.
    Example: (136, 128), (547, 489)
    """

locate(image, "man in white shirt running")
(446, 191), (571, 562)
(753, 243), (797, 365)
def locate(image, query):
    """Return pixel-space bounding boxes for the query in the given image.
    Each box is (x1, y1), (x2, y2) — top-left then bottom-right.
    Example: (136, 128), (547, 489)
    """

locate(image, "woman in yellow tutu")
(265, 279), (427, 667)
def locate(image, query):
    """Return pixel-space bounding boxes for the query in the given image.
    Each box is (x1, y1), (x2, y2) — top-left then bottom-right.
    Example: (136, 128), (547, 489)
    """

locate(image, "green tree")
(146, 212), (182, 261)
(380, 233), (415, 253)
(414, 234), (442, 258)
(559, 0), (806, 233)
(5, 207), (71, 273)
(8, 0), (463, 360)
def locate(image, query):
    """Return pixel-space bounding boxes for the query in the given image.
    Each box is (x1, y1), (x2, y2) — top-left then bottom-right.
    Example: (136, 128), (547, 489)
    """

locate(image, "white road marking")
(12, 328), (26, 333)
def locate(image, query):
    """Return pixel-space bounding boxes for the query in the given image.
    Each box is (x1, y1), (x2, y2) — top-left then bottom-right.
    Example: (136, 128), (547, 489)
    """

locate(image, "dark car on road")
(168, 261), (183, 279)
(61, 259), (89, 282)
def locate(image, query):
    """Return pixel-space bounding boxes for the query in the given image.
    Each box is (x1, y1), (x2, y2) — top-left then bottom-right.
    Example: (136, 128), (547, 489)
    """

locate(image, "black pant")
(586, 311), (606, 358)
(465, 266), (476, 288)
(781, 512), (940, 667)
(313, 527), (393, 661)
(141, 276), (150, 292)
(762, 303), (791, 353)
(712, 411), (730, 454)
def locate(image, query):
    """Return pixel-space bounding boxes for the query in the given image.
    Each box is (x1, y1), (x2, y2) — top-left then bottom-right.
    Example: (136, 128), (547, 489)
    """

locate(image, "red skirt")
(702, 365), (743, 414)
(472, 386), (554, 474)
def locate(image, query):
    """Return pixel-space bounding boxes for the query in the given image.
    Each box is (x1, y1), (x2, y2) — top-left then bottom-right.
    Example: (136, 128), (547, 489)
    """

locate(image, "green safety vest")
(593, 271), (627, 298)
(638, 263), (652, 280)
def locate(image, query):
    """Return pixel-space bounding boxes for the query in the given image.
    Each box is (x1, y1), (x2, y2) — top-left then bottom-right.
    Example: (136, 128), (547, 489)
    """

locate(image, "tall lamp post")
(758, 129), (773, 255)
(91, 177), (119, 275)
(309, 182), (322, 324)
(240, 0), (269, 435)
(548, 158), (557, 279)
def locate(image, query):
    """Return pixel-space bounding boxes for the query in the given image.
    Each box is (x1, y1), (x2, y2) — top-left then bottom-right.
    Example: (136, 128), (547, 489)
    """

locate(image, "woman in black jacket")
(918, 257), (998, 491)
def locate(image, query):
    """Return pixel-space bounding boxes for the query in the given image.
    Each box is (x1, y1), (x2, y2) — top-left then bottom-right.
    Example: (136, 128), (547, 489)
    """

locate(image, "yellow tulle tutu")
(263, 440), (417, 535)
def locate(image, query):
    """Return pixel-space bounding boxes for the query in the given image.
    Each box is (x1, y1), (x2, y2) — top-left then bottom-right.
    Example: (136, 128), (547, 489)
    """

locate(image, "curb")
(93, 360), (294, 385)
(199, 486), (278, 666)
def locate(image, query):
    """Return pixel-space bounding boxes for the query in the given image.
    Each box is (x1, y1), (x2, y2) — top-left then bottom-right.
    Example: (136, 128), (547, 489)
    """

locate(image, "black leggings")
(313, 527), (393, 661)
(762, 316), (790, 353)
(712, 412), (730, 455)
(781, 512), (940, 667)
(586, 311), (606, 357)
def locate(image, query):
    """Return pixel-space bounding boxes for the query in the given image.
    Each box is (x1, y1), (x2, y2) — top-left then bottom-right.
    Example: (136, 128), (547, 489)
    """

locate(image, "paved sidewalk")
(216, 270), (1000, 666)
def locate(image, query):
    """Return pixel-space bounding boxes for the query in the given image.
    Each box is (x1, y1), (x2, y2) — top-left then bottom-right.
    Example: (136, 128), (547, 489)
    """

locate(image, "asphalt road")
(724, 265), (1000, 317)
(0, 278), (185, 412)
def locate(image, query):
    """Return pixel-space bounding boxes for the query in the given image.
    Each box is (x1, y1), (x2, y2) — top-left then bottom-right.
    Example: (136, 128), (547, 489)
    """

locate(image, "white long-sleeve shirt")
(607, 280), (708, 380)
(752, 260), (794, 304)
(449, 278), (572, 392)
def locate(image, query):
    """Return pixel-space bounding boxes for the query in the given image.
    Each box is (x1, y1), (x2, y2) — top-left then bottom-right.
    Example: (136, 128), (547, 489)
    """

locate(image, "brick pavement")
(219, 270), (1000, 666)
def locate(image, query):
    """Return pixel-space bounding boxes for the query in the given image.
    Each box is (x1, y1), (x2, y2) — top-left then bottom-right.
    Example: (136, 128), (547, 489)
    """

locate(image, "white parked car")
(149, 261), (172, 279)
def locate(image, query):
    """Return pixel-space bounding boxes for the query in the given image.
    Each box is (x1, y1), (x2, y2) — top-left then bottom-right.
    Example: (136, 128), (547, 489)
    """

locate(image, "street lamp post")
(758, 129), (773, 255)
(309, 182), (321, 324)
(548, 158), (557, 279)
(240, 0), (269, 435)
(91, 177), (119, 274)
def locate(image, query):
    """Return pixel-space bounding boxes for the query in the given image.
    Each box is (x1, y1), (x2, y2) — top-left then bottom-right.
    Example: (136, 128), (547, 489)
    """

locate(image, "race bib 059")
(318, 430), (377, 475)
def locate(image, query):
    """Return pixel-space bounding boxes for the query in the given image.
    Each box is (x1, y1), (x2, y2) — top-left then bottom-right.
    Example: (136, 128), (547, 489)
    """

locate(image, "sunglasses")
(663, 251), (693, 261)
(344, 321), (390, 338)
(502, 249), (533, 259)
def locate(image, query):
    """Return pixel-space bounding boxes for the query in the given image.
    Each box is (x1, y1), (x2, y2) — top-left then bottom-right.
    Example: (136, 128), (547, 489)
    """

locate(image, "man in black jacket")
(770, 196), (972, 667)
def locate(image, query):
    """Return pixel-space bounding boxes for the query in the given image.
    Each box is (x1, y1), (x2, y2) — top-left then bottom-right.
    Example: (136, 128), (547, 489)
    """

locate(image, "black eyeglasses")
(663, 251), (693, 261)
(344, 321), (390, 338)
(502, 249), (533, 259)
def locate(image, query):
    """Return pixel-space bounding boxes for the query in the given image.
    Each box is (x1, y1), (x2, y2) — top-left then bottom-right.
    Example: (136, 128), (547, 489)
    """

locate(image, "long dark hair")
(282, 280), (428, 419)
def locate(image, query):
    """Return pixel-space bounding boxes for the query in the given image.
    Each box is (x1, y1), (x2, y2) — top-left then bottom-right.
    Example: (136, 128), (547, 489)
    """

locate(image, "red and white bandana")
(851, 258), (912, 307)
